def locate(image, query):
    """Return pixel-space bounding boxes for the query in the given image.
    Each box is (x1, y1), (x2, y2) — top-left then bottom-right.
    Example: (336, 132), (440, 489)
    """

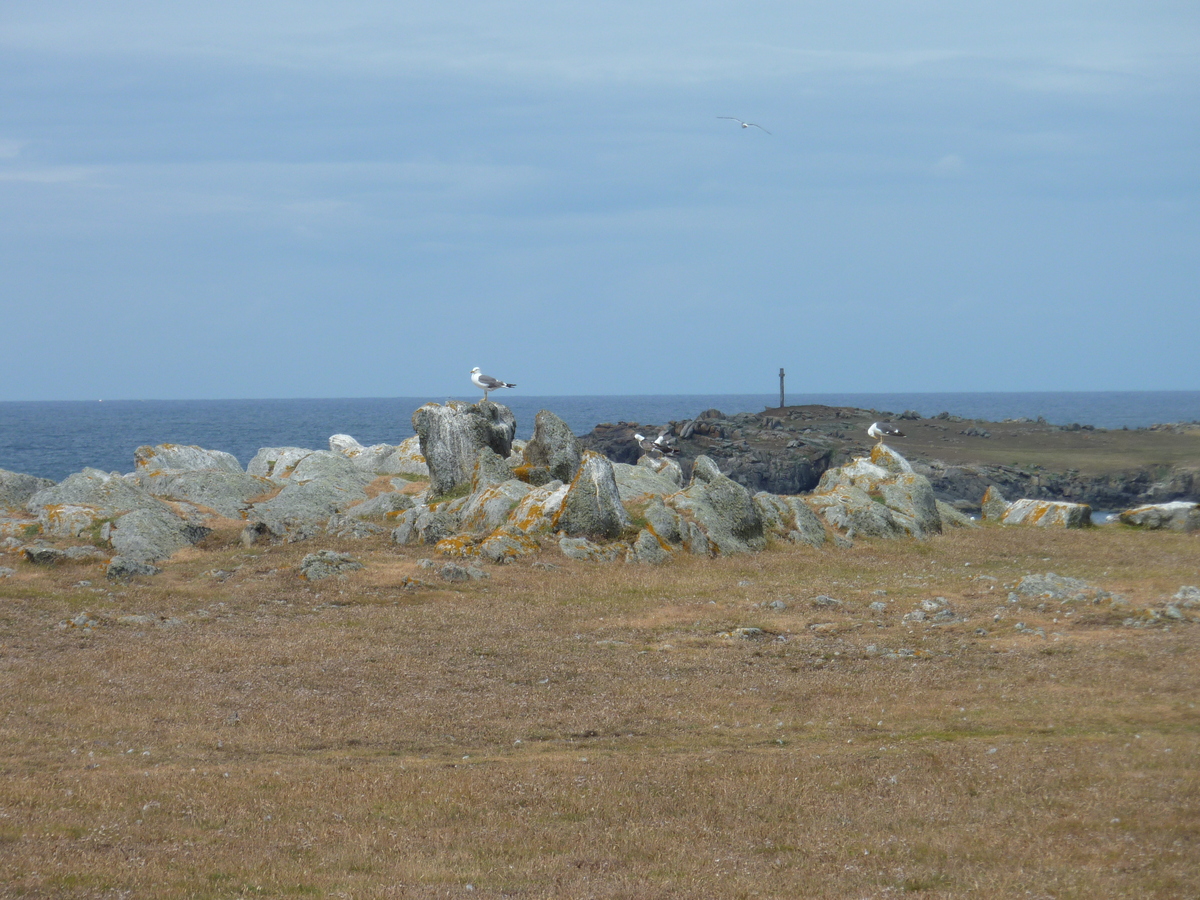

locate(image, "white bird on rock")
(867, 421), (905, 446)
(718, 116), (770, 134)
(470, 367), (516, 400)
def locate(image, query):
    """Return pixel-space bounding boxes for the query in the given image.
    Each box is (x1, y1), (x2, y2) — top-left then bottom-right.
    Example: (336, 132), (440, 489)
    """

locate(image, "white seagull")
(718, 116), (770, 134)
(470, 366), (516, 400)
(867, 422), (905, 446)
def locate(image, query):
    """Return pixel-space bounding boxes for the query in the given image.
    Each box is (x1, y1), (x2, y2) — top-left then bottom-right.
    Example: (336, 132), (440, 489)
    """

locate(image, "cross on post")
(779, 368), (785, 408)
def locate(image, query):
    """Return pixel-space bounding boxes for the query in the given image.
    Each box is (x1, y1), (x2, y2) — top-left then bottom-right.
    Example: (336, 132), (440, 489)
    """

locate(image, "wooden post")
(779, 368), (785, 409)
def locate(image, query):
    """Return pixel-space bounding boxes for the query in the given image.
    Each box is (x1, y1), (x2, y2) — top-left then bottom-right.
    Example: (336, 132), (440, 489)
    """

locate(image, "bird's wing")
(717, 116), (740, 120)
(748, 123), (771, 134)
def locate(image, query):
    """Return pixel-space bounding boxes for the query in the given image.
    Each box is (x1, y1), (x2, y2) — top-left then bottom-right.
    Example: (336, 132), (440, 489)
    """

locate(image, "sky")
(1, 1), (1197, 400)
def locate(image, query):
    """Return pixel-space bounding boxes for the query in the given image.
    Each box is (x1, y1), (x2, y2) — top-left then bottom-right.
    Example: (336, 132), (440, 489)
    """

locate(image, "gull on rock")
(470, 367), (516, 400)
(634, 431), (680, 458)
(867, 422), (905, 445)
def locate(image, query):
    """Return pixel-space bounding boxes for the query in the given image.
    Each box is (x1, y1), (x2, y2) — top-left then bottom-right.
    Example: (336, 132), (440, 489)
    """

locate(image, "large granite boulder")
(134, 444), (243, 475)
(981, 485), (1011, 521)
(412, 400), (517, 497)
(520, 410), (583, 485)
(108, 507), (210, 563)
(665, 456), (765, 555)
(555, 450), (632, 540)
(1000, 499), (1092, 528)
(458, 478), (533, 535)
(329, 434), (429, 478)
(0, 469), (56, 511)
(612, 461), (683, 503)
(1117, 501), (1200, 532)
(753, 492), (828, 547)
(247, 447), (317, 481)
(133, 468), (275, 519)
(246, 452), (375, 537)
(806, 451), (942, 539)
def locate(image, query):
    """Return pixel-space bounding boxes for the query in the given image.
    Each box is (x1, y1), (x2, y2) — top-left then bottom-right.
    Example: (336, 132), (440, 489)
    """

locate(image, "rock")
(980, 486), (1010, 521)
(1000, 499), (1092, 528)
(134, 444), (243, 475)
(1117, 501), (1200, 532)
(1016, 573), (1115, 603)
(247, 447), (316, 481)
(870, 444), (914, 474)
(345, 492), (415, 520)
(612, 461), (681, 503)
(108, 507), (211, 562)
(458, 478), (533, 535)
(23, 546), (66, 566)
(132, 469), (275, 519)
(299, 550), (365, 581)
(331, 434), (429, 478)
(439, 562), (487, 582)
(472, 447), (518, 494)
(555, 451), (633, 540)
(879, 473), (942, 535)
(558, 536), (624, 562)
(0, 566), (13, 578)
(412, 400), (517, 497)
(753, 493), (827, 547)
(627, 527), (672, 565)
(936, 500), (979, 528)
(505, 483), (568, 535)
(477, 527), (541, 563)
(325, 515), (386, 539)
(1174, 586), (1200, 608)
(106, 556), (163, 579)
(665, 456), (765, 555)
(0, 469), (56, 510)
(247, 452), (375, 538)
(391, 499), (468, 546)
(520, 410), (583, 484)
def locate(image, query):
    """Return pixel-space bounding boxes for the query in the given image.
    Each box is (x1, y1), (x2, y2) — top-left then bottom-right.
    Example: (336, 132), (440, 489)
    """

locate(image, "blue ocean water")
(2, 392), (1198, 483)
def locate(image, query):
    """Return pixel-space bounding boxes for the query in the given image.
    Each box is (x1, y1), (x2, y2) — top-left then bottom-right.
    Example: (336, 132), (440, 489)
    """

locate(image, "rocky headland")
(1, 401), (1196, 580)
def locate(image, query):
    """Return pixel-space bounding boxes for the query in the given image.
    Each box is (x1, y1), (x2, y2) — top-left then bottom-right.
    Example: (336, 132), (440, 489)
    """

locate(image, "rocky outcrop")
(329, 434), (428, 478)
(246, 452), (375, 538)
(413, 401), (517, 497)
(555, 451), (632, 540)
(0, 469), (56, 510)
(519, 410), (583, 485)
(134, 444), (243, 475)
(1117, 501), (1200, 532)
(806, 447), (942, 540)
(665, 456), (765, 555)
(999, 499), (1092, 529)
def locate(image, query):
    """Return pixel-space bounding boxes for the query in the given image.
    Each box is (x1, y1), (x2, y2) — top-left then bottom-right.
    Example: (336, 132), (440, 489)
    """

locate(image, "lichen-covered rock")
(1117, 501), (1200, 532)
(330, 434), (429, 478)
(345, 491), (414, 520)
(412, 400), (517, 497)
(299, 550), (365, 581)
(391, 498), (468, 546)
(627, 527), (673, 564)
(325, 515), (386, 539)
(106, 556), (162, 579)
(665, 456), (765, 555)
(505, 482), (568, 535)
(612, 462), (682, 503)
(559, 536), (624, 562)
(808, 450), (941, 539)
(247, 447), (316, 481)
(108, 507), (211, 563)
(478, 527), (541, 563)
(1000, 499), (1092, 528)
(133, 469), (275, 519)
(753, 492), (828, 547)
(0, 468), (56, 511)
(981, 485), (1010, 521)
(936, 500), (979, 528)
(555, 450), (632, 540)
(521, 410), (583, 484)
(472, 447), (518, 494)
(246, 452), (376, 538)
(134, 444), (243, 475)
(458, 478), (532, 535)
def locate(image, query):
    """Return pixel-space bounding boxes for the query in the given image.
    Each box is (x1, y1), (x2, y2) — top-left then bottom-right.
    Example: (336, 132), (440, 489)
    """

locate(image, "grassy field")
(1, 524), (1197, 898)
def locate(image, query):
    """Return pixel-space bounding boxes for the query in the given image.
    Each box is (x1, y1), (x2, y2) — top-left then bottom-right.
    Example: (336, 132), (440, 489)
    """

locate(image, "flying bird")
(867, 422), (905, 446)
(718, 117), (770, 134)
(470, 367), (516, 400)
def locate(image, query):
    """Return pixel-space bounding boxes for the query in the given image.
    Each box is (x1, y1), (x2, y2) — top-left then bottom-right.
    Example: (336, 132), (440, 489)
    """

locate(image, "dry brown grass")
(1, 525), (1198, 898)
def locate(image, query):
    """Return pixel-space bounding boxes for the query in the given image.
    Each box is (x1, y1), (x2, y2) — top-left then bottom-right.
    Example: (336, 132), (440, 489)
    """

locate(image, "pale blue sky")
(2, 1), (1197, 400)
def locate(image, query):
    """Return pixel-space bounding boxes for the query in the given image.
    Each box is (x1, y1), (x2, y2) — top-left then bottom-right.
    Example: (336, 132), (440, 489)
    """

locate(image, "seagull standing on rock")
(634, 431), (681, 458)
(867, 422), (905, 446)
(470, 367), (516, 401)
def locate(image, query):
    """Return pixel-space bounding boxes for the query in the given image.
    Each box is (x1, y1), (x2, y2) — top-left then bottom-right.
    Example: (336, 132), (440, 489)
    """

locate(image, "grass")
(0, 524), (1197, 897)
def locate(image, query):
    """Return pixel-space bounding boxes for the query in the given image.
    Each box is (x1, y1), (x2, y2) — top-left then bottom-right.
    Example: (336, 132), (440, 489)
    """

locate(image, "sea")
(2, 391), (1199, 484)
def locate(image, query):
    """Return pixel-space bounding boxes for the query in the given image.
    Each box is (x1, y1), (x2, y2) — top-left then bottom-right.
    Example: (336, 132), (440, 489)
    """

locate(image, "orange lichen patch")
(396, 479), (429, 495)
(436, 534), (481, 558)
